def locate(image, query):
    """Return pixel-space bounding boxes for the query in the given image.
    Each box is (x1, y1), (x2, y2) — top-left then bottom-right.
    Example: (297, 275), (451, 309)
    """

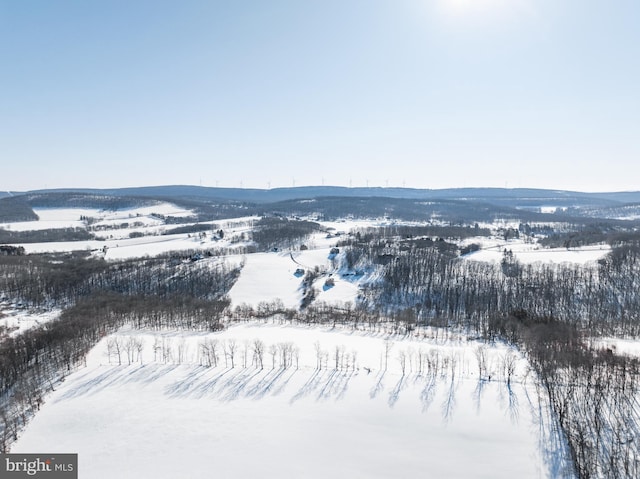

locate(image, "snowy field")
(592, 337), (640, 358)
(18, 233), (209, 257)
(461, 237), (610, 265)
(12, 322), (565, 479)
(16, 234), (243, 260)
(228, 252), (309, 308)
(0, 203), (195, 232)
(228, 241), (361, 309)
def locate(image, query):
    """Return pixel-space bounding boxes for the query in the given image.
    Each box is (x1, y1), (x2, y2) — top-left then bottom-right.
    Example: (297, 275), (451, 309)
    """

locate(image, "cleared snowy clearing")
(228, 252), (306, 308)
(462, 237), (610, 265)
(0, 304), (60, 337)
(228, 238), (361, 309)
(18, 233), (211, 258)
(12, 322), (563, 479)
(592, 337), (640, 358)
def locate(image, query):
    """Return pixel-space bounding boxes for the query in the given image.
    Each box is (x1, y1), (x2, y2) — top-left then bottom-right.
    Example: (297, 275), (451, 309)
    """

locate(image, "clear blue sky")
(2, 0), (639, 192)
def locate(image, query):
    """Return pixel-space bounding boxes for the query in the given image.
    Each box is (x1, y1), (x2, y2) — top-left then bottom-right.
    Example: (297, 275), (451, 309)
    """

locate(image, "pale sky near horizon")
(1, 0), (639, 193)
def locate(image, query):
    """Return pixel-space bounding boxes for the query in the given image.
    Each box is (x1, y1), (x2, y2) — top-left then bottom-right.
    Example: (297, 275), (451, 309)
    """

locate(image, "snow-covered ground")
(12, 322), (565, 479)
(461, 237), (610, 265)
(0, 304), (60, 337)
(592, 337), (640, 358)
(6, 211), (261, 261)
(0, 203), (195, 232)
(18, 233), (211, 258)
(229, 252), (308, 308)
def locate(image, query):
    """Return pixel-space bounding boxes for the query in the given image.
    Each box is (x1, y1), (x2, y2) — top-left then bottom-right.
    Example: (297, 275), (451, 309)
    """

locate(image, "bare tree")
(107, 337), (123, 365)
(350, 350), (358, 372)
(397, 350), (407, 376)
(199, 338), (220, 367)
(293, 346), (300, 369)
(314, 340), (323, 370)
(334, 345), (346, 370)
(123, 336), (144, 365)
(153, 337), (161, 363)
(417, 348), (425, 375)
(475, 345), (487, 380)
(199, 340), (211, 367)
(279, 342), (294, 369)
(135, 337), (144, 364)
(161, 338), (173, 364)
(384, 340), (394, 371)
(242, 340), (249, 368)
(501, 350), (517, 387)
(176, 339), (187, 364)
(252, 339), (265, 369)
(269, 344), (278, 369)
(226, 339), (237, 368)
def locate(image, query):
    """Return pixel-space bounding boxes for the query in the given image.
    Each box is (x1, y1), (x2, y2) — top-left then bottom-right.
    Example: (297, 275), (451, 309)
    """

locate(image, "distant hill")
(0, 196), (39, 222)
(2, 185), (640, 228)
(25, 192), (159, 210)
(257, 196), (527, 223)
(5, 186), (640, 226)
(21, 185), (640, 207)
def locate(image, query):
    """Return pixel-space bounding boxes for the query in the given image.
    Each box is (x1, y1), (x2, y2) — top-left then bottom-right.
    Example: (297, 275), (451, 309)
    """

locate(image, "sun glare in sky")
(444, 0), (504, 13)
(438, 0), (531, 20)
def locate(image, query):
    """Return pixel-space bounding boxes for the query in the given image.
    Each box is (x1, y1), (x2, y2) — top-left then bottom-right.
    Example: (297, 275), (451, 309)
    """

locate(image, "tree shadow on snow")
(55, 366), (128, 402)
(162, 365), (212, 398)
(290, 369), (323, 404)
(245, 368), (288, 400)
(440, 376), (458, 423)
(319, 370), (355, 401)
(420, 374), (437, 413)
(473, 379), (488, 414)
(369, 371), (386, 399)
(57, 364), (179, 402)
(176, 367), (234, 399)
(388, 375), (408, 408)
(217, 368), (267, 401)
(498, 382), (520, 425)
(289, 369), (356, 403)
